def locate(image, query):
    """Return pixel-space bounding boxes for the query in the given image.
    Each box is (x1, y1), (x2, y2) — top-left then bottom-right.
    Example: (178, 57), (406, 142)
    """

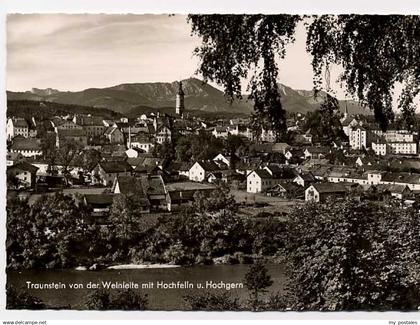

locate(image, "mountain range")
(7, 78), (371, 117)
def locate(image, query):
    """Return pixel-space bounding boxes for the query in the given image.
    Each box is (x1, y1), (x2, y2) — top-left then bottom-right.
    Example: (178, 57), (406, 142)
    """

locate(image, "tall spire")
(176, 80), (184, 116)
(177, 80), (184, 95)
(344, 101), (349, 119)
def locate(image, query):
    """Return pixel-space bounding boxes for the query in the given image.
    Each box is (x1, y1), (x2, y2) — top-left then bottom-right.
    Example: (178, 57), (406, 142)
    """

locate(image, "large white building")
(349, 126), (370, 150)
(373, 129), (416, 143)
(372, 141), (417, 156)
(7, 118), (29, 140)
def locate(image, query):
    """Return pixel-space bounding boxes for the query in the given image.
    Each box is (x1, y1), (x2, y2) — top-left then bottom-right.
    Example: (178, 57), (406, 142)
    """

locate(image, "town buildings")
(6, 81), (420, 222)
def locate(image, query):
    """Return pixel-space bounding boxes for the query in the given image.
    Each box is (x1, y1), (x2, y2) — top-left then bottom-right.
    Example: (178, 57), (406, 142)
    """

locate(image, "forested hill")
(7, 100), (121, 120)
(7, 78), (371, 117)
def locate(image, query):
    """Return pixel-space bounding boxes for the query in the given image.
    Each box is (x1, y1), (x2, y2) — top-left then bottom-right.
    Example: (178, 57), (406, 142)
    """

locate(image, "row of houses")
(83, 176), (217, 222)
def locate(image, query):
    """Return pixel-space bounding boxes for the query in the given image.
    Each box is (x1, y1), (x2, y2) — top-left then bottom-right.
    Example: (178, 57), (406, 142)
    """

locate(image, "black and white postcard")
(2, 1), (420, 324)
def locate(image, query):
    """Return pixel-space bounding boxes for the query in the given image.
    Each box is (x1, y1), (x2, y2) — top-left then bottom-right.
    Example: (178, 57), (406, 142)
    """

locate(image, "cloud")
(7, 14), (346, 98)
(7, 14), (201, 91)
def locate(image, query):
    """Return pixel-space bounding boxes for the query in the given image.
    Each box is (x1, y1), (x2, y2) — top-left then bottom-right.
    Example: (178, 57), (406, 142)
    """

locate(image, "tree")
(225, 134), (245, 167)
(188, 15), (420, 132)
(85, 288), (110, 310)
(6, 285), (46, 309)
(85, 288), (148, 310)
(244, 260), (274, 311)
(56, 138), (84, 181)
(183, 292), (240, 311)
(193, 185), (237, 214)
(109, 194), (136, 242)
(285, 199), (420, 311)
(303, 94), (347, 144)
(7, 173), (22, 189)
(189, 14), (300, 140)
(40, 131), (59, 173)
(174, 136), (193, 162)
(78, 148), (102, 173)
(174, 131), (225, 162)
(152, 140), (175, 166)
(7, 193), (93, 269)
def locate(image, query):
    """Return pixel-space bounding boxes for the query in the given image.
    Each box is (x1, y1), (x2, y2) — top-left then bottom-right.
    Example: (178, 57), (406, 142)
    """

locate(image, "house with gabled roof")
(266, 182), (304, 199)
(213, 153), (232, 168)
(212, 126), (229, 138)
(380, 172), (420, 191)
(304, 146), (331, 159)
(104, 126), (124, 144)
(305, 183), (347, 202)
(293, 172), (317, 188)
(56, 129), (88, 148)
(285, 148), (305, 161)
(7, 161), (39, 189)
(373, 184), (411, 200)
(10, 138), (43, 158)
(341, 116), (360, 136)
(155, 125), (172, 144)
(129, 133), (154, 153)
(355, 156), (377, 167)
(247, 169), (281, 193)
(189, 160), (221, 182)
(263, 164), (296, 181)
(94, 160), (133, 186)
(141, 174), (167, 210)
(112, 174), (167, 211)
(165, 182), (216, 212)
(83, 194), (115, 223)
(111, 176), (150, 213)
(7, 117), (29, 140)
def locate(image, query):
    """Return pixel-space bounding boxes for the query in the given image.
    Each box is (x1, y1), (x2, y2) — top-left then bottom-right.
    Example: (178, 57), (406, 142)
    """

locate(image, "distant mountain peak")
(7, 79), (370, 117)
(29, 88), (60, 96)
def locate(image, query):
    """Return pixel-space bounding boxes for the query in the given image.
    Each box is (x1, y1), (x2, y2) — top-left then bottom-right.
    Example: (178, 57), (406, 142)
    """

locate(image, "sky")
(7, 14), (344, 96)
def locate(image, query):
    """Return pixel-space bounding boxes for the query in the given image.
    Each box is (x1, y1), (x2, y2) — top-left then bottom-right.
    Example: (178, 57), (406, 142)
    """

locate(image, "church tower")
(176, 81), (184, 116)
(344, 101), (349, 120)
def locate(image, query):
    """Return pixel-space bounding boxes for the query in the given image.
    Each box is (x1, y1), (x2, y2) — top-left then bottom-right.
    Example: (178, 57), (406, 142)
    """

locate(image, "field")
(230, 189), (304, 217)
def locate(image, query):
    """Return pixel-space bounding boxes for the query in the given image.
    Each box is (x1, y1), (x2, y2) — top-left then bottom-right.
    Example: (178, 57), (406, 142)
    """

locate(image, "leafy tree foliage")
(183, 291), (241, 311)
(109, 195), (136, 241)
(285, 199), (420, 310)
(7, 174), (22, 189)
(7, 100), (120, 121)
(193, 185), (237, 214)
(189, 14), (300, 140)
(77, 148), (102, 173)
(7, 188), (286, 269)
(6, 285), (46, 309)
(174, 131), (224, 162)
(303, 94), (347, 144)
(56, 138), (84, 178)
(307, 15), (420, 130)
(152, 140), (175, 166)
(189, 15), (420, 132)
(244, 260), (274, 310)
(40, 131), (59, 173)
(7, 193), (95, 269)
(85, 288), (148, 310)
